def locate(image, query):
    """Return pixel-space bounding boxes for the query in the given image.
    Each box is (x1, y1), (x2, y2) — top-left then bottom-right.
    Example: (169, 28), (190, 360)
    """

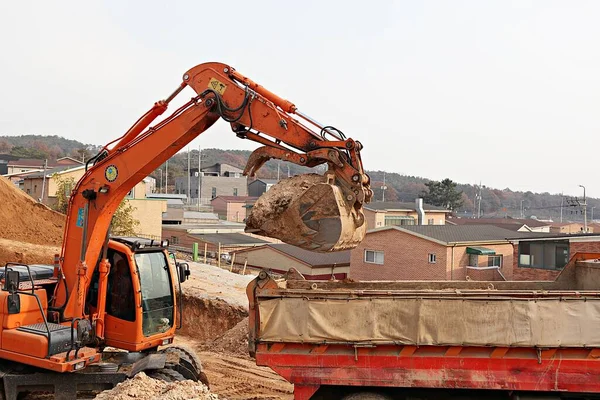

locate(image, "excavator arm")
(54, 62), (371, 321)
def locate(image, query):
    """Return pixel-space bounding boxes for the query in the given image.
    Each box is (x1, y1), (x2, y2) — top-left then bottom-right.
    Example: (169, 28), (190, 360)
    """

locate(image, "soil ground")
(176, 262), (293, 400)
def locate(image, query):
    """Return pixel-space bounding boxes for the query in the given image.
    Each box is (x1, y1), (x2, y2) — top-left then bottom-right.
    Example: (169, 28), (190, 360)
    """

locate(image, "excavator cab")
(87, 238), (180, 351)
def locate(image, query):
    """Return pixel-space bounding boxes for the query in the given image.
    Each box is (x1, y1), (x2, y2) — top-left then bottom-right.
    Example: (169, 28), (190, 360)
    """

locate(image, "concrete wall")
(550, 223), (591, 234)
(175, 175), (248, 201)
(211, 198), (247, 222)
(128, 198), (167, 238)
(350, 230), (448, 280)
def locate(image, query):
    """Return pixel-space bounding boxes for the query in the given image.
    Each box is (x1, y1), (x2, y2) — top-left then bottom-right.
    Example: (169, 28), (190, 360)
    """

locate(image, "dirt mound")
(204, 317), (250, 358)
(94, 372), (218, 400)
(0, 238), (60, 267)
(179, 295), (247, 342)
(0, 176), (64, 246)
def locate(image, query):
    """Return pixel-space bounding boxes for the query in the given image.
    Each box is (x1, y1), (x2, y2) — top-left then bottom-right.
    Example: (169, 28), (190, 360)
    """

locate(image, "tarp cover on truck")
(258, 297), (600, 347)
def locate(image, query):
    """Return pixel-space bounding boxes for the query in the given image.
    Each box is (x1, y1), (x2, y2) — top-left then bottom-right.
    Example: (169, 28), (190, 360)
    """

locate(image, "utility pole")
(381, 172), (387, 202)
(287, 164), (290, 178)
(580, 184), (587, 233)
(198, 146), (202, 210)
(187, 146), (191, 204)
(165, 161), (168, 194)
(520, 200), (524, 219)
(158, 169), (163, 193)
(560, 193), (564, 223)
(475, 182), (482, 218)
(40, 159), (48, 203)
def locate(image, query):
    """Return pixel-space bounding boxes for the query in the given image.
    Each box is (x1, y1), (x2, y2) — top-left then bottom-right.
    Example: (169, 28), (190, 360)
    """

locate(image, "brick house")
(211, 195), (257, 222)
(232, 243), (350, 280)
(364, 199), (451, 230)
(350, 225), (544, 281)
(510, 233), (600, 280)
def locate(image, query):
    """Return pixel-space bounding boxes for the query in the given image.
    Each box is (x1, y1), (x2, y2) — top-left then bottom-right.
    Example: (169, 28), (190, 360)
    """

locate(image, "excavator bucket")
(245, 173), (366, 252)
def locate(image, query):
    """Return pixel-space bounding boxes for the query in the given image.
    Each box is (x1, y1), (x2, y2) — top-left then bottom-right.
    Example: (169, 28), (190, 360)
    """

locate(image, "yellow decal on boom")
(208, 78), (227, 95)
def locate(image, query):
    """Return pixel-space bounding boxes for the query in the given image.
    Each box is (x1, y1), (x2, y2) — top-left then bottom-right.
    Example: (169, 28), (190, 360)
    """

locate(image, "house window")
(428, 218), (434, 225)
(211, 187), (217, 199)
(384, 216), (415, 226)
(34, 184), (37, 193)
(26, 189), (31, 194)
(469, 254), (479, 267)
(170, 236), (179, 245)
(195, 189), (198, 195)
(365, 250), (384, 265)
(488, 255), (502, 268)
(233, 188), (238, 196)
(518, 240), (569, 270)
(428, 253), (436, 263)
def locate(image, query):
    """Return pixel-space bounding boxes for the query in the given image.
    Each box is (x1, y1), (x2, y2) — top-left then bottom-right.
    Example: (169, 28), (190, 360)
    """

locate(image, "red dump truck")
(247, 253), (600, 400)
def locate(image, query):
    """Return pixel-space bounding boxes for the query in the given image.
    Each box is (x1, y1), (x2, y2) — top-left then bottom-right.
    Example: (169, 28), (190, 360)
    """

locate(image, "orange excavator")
(0, 62), (371, 399)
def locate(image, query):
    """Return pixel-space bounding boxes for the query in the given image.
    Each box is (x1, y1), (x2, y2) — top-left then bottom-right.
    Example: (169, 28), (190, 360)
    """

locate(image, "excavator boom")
(54, 62), (371, 321)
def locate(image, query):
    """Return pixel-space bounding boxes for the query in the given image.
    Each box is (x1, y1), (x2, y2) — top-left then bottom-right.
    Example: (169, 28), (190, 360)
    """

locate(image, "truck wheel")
(343, 393), (392, 400)
(161, 346), (209, 387)
(148, 367), (186, 382)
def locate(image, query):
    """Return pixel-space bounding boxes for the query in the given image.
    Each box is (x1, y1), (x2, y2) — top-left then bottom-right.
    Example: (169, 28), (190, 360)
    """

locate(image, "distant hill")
(1, 135), (594, 221)
(0, 135), (100, 161)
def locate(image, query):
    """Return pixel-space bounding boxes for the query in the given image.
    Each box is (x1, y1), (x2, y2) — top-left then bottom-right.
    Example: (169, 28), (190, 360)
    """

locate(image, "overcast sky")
(1, 1), (598, 197)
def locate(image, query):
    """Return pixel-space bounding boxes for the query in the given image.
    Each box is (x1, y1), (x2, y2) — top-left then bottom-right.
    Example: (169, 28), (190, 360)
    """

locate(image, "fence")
(168, 242), (265, 276)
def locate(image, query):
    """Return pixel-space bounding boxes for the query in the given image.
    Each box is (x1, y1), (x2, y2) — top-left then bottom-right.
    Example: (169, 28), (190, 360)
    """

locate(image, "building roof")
(183, 211), (219, 220)
(448, 217), (551, 229)
(507, 232), (600, 241)
(250, 178), (279, 185)
(372, 225), (542, 245)
(234, 243), (350, 267)
(211, 195), (257, 203)
(21, 165), (85, 179)
(8, 158), (82, 168)
(189, 232), (268, 246)
(365, 201), (450, 212)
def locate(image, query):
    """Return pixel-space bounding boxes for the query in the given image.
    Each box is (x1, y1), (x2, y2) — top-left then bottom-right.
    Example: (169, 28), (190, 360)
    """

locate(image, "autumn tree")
(421, 178), (464, 211)
(111, 200), (140, 236)
(52, 175), (75, 213)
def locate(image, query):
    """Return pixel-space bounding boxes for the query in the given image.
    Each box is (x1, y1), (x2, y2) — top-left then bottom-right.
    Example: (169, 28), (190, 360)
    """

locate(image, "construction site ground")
(177, 261), (293, 400)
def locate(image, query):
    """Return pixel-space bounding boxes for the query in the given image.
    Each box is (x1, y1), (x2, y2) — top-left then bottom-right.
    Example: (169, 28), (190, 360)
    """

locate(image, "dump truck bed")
(247, 253), (600, 399)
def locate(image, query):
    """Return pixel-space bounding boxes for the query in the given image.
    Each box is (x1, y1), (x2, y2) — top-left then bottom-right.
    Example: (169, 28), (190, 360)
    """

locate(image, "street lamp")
(579, 185), (587, 233)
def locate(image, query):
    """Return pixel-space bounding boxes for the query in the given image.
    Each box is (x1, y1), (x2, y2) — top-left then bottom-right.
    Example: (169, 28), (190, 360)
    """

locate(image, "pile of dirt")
(204, 317), (250, 358)
(179, 295), (247, 341)
(0, 176), (65, 246)
(0, 176), (65, 266)
(94, 372), (218, 400)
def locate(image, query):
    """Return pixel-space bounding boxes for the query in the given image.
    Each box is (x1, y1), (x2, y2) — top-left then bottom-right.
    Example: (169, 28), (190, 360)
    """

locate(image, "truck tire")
(148, 368), (186, 382)
(161, 346), (209, 388)
(343, 393), (392, 400)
